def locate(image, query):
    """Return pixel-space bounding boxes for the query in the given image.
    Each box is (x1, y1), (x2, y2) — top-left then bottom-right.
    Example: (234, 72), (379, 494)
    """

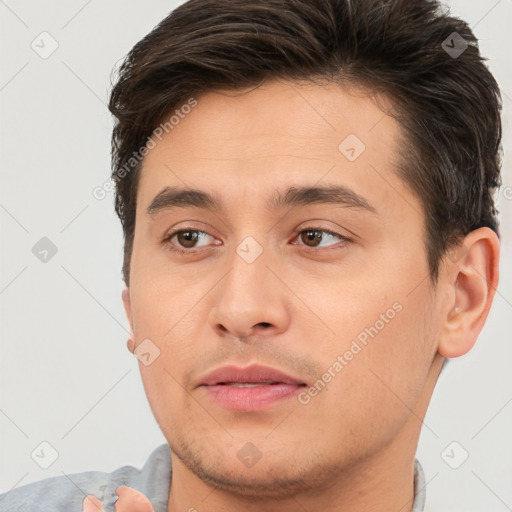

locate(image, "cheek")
(306, 271), (435, 429)
(129, 252), (204, 339)
(134, 337), (196, 437)
(127, 273), (202, 415)
(330, 292), (434, 423)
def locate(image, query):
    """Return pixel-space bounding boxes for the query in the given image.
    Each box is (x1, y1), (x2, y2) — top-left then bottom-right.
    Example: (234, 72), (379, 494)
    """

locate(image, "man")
(0, 0), (502, 511)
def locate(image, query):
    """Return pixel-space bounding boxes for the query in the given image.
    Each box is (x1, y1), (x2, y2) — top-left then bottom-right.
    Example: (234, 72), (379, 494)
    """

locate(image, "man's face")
(124, 80), (442, 494)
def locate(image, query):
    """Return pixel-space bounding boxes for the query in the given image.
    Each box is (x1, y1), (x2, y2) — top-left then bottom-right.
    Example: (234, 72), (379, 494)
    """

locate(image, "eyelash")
(162, 227), (352, 255)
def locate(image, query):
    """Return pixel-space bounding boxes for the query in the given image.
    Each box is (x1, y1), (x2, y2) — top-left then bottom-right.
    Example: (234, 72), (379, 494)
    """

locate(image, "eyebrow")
(146, 184), (377, 216)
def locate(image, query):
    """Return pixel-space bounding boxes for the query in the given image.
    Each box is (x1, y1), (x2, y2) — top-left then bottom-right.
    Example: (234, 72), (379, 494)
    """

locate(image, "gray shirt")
(0, 444), (426, 511)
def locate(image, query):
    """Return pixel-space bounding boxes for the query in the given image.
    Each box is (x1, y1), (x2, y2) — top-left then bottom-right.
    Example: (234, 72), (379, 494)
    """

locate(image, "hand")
(82, 486), (155, 512)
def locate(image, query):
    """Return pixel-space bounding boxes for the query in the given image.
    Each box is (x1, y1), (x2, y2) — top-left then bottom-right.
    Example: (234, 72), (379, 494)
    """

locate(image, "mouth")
(215, 381), (283, 387)
(198, 364), (307, 387)
(198, 364), (307, 411)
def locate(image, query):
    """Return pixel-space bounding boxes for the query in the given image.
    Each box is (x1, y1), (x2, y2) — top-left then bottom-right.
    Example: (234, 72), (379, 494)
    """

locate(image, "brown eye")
(162, 228), (217, 254)
(176, 230), (201, 248)
(296, 228), (348, 249)
(300, 230), (324, 247)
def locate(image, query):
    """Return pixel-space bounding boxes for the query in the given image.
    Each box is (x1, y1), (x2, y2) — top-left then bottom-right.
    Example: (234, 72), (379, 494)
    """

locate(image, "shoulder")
(0, 444), (171, 512)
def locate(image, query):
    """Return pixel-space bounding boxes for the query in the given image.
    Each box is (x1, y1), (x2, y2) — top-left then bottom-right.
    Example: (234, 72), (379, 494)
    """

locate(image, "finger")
(114, 486), (155, 512)
(82, 494), (104, 512)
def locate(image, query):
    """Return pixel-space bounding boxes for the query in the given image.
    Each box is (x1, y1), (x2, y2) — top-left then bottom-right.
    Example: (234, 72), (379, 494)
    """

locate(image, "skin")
(85, 80), (499, 512)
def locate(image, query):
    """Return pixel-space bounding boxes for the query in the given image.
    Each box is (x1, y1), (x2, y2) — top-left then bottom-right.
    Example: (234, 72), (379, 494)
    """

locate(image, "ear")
(122, 287), (133, 329)
(122, 287), (135, 353)
(438, 227), (500, 358)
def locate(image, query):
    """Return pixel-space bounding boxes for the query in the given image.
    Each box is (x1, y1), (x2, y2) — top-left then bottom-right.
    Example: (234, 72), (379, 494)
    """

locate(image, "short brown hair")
(109, 0), (502, 285)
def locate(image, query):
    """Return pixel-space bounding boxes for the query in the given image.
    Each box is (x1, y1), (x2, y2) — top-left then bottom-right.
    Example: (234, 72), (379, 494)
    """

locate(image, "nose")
(208, 243), (291, 341)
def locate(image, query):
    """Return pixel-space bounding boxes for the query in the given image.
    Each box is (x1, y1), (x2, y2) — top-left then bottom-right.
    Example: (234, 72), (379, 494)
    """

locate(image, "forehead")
(147, 80), (399, 159)
(136, 80), (418, 222)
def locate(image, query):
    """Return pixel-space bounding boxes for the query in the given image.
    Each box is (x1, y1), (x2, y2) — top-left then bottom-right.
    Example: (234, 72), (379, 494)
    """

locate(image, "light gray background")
(0, 1), (511, 510)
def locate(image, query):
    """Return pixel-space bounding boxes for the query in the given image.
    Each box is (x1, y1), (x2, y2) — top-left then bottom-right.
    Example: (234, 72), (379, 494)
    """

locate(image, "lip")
(198, 364), (306, 386)
(197, 364), (307, 412)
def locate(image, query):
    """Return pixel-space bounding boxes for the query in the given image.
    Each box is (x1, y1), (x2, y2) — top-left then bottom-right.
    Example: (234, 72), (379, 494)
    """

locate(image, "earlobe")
(438, 227), (500, 359)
